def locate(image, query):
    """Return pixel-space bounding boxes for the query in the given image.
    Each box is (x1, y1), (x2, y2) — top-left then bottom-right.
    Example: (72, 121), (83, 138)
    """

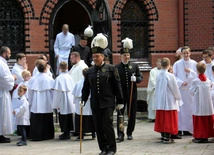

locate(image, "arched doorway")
(49, 0), (91, 73)
(49, 0), (112, 73)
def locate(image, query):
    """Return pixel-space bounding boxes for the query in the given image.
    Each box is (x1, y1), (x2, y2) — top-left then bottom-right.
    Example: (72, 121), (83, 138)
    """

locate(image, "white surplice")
(201, 60), (214, 82)
(14, 95), (30, 126)
(11, 63), (24, 85)
(72, 78), (92, 115)
(68, 60), (88, 85)
(32, 66), (53, 77)
(11, 80), (29, 131)
(146, 67), (161, 119)
(173, 58), (197, 132)
(27, 73), (54, 113)
(190, 78), (213, 116)
(0, 56), (14, 135)
(52, 72), (75, 114)
(154, 69), (181, 110)
(54, 32), (75, 75)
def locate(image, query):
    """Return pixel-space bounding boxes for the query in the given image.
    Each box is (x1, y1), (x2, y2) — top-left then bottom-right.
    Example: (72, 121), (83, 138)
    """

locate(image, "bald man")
(54, 24), (75, 75)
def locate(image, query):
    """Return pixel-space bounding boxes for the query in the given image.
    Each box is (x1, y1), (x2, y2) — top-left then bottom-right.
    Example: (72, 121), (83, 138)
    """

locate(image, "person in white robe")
(173, 46), (197, 135)
(68, 52), (88, 135)
(72, 68), (95, 140)
(154, 58), (182, 143)
(0, 46), (15, 143)
(32, 54), (53, 78)
(12, 85), (30, 146)
(11, 53), (27, 85)
(201, 49), (214, 82)
(54, 24), (75, 75)
(189, 62), (214, 143)
(146, 59), (161, 121)
(52, 61), (75, 140)
(68, 52), (88, 85)
(27, 60), (54, 141)
(11, 70), (31, 133)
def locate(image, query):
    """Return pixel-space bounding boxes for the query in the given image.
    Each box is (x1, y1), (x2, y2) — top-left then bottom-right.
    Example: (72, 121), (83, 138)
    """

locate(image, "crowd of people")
(0, 27), (142, 155)
(148, 46), (214, 144)
(1, 22), (214, 155)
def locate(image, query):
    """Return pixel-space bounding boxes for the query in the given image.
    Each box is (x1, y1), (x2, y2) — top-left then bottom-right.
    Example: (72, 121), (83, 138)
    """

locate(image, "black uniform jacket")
(82, 63), (124, 109)
(116, 62), (143, 102)
(73, 44), (90, 64)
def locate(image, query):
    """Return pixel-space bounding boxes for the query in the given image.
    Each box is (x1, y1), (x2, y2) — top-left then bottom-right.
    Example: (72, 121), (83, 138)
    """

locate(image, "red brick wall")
(184, 0), (214, 49)
(152, 0), (179, 51)
(21, 0), (213, 87)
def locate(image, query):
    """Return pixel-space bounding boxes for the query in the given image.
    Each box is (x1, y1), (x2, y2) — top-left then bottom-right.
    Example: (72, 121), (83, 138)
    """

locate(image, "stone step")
(130, 58), (152, 71)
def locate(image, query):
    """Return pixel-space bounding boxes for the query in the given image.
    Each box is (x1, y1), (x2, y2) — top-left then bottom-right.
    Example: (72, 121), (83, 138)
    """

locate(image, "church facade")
(0, 0), (213, 87)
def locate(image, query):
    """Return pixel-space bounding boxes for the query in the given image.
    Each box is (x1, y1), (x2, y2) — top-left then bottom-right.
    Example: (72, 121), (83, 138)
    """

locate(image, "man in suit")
(115, 38), (143, 143)
(81, 33), (124, 155)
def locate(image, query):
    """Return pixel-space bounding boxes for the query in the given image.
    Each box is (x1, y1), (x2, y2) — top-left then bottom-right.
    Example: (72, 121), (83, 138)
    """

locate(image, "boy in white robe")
(201, 50), (214, 82)
(27, 59), (54, 141)
(72, 68), (95, 140)
(52, 61), (75, 139)
(173, 46), (197, 135)
(12, 70), (31, 134)
(154, 58), (182, 144)
(11, 53), (27, 85)
(32, 54), (53, 78)
(190, 62), (214, 143)
(12, 85), (30, 146)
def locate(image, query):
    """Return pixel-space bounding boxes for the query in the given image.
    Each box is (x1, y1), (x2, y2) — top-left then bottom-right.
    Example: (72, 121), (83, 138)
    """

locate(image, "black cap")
(92, 47), (104, 54)
(120, 48), (130, 55)
(80, 35), (88, 40)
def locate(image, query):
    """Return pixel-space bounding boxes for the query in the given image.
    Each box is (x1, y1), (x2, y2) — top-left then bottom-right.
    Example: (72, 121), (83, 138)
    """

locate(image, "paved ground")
(1, 112), (214, 155)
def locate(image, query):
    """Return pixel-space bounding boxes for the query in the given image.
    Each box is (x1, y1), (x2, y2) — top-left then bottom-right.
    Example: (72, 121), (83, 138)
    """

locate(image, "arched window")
(121, 0), (148, 58)
(0, 0), (25, 58)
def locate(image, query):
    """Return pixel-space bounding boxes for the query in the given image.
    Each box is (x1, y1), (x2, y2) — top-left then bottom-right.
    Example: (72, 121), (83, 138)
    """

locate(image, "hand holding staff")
(129, 73), (136, 119)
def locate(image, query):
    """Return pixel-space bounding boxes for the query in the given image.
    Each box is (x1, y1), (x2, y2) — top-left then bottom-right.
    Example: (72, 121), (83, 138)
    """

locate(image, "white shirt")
(68, 60), (88, 85)
(0, 56), (14, 135)
(14, 95), (30, 125)
(12, 63), (24, 85)
(72, 78), (92, 115)
(190, 78), (214, 115)
(32, 66), (53, 77)
(154, 69), (181, 110)
(27, 73), (54, 113)
(201, 60), (214, 82)
(147, 67), (161, 101)
(52, 72), (75, 114)
(54, 32), (75, 58)
(173, 58), (197, 89)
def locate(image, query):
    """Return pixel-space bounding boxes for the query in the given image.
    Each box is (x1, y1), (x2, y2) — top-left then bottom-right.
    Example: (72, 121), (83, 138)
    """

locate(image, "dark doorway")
(49, 0), (91, 73)
(49, 0), (112, 73)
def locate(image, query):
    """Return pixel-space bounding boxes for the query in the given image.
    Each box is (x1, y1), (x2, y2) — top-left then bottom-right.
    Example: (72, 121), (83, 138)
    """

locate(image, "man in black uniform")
(68, 35), (91, 70)
(115, 38), (143, 143)
(81, 33), (124, 155)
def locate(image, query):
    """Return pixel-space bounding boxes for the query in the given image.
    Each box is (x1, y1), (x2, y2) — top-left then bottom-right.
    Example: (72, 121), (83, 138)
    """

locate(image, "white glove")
(131, 75), (136, 82)
(116, 104), (124, 110)
(79, 101), (85, 107)
(91, 61), (95, 66)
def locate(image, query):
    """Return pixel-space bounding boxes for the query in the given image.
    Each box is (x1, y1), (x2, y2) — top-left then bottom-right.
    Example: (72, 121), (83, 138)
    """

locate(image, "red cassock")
(193, 115), (214, 138)
(154, 110), (178, 135)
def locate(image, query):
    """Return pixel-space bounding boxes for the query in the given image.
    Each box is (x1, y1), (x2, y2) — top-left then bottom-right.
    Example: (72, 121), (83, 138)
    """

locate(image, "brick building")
(0, 0), (213, 88)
